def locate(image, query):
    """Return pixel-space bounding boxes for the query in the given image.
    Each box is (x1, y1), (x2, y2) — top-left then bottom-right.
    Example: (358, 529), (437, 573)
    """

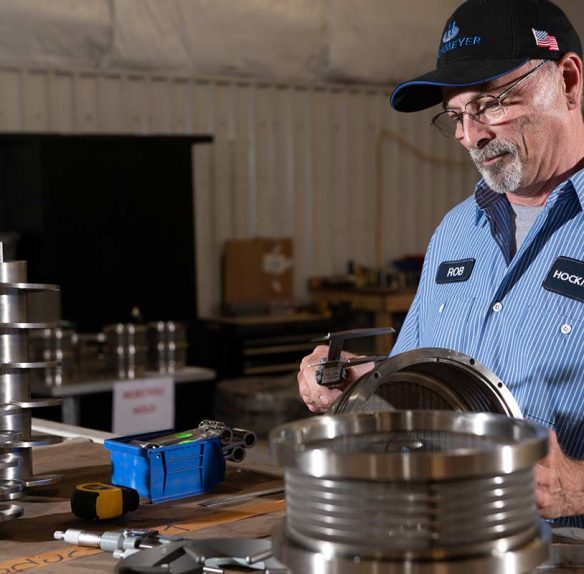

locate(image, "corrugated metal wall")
(0, 66), (478, 316)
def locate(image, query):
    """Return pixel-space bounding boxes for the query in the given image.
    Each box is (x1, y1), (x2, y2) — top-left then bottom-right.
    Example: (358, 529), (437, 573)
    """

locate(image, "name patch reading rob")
(436, 259), (475, 284)
(543, 257), (584, 302)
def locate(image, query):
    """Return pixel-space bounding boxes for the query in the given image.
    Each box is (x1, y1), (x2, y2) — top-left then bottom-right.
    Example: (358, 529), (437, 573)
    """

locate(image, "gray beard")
(470, 139), (523, 195)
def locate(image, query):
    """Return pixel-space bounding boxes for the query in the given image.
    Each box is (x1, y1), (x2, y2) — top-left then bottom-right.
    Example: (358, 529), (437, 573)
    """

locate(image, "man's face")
(442, 62), (563, 196)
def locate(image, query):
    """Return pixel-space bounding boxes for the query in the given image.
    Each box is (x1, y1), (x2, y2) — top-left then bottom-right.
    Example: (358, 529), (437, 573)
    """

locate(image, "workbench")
(1, 428), (581, 573)
(310, 287), (416, 353)
(0, 433), (284, 573)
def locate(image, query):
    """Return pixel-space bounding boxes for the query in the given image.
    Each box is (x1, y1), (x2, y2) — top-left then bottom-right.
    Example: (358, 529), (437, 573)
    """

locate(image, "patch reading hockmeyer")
(543, 256), (584, 303)
(436, 259), (476, 284)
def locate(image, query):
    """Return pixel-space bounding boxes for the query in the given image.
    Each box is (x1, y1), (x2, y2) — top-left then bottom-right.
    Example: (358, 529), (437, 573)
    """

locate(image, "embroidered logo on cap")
(438, 22), (481, 58)
(532, 28), (559, 51)
(442, 21), (460, 43)
(543, 256), (584, 302)
(436, 259), (475, 284)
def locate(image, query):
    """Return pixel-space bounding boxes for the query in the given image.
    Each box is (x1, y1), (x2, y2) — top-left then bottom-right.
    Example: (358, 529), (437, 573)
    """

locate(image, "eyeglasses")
(431, 60), (550, 138)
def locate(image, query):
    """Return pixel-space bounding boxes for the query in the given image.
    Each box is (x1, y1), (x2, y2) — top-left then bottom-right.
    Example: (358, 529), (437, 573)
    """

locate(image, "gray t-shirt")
(512, 204), (544, 251)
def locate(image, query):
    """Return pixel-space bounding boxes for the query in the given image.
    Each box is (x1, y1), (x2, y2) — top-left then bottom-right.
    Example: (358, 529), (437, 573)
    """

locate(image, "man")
(298, 0), (584, 526)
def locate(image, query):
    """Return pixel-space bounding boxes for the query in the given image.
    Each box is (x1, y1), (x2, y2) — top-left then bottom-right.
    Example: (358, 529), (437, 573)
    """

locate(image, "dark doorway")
(0, 134), (212, 342)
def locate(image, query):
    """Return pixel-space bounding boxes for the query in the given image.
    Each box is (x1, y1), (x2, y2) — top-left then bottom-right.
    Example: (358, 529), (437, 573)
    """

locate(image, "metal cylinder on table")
(105, 323), (148, 380)
(147, 321), (188, 373)
(0, 248), (62, 522)
(270, 411), (549, 574)
(29, 327), (77, 386)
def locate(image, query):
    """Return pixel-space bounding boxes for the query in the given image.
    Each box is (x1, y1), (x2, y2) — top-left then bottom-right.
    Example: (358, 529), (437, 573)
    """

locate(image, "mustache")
(470, 140), (518, 165)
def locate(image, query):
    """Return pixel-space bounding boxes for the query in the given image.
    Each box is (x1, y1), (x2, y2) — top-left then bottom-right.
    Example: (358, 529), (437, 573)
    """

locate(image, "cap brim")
(390, 58), (530, 112)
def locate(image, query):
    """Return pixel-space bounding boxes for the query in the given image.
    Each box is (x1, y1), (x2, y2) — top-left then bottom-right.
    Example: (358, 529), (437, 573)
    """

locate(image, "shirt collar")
(474, 165), (584, 224)
(474, 181), (508, 224)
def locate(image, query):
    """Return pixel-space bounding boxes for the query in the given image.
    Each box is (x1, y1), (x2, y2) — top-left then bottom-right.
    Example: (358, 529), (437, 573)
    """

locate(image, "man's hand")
(297, 345), (374, 413)
(535, 429), (584, 519)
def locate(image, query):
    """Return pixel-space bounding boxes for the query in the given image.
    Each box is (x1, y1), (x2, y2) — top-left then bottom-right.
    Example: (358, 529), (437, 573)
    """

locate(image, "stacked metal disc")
(29, 327), (77, 386)
(270, 410), (549, 574)
(104, 323), (148, 379)
(0, 248), (62, 522)
(147, 321), (188, 373)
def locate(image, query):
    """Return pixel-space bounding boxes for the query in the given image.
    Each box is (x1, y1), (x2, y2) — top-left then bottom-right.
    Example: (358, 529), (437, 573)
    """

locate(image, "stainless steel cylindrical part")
(0, 406), (31, 438)
(0, 332), (29, 364)
(105, 323), (148, 380)
(232, 428), (257, 448)
(147, 321), (188, 373)
(0, 371), (31, 404)
(0, 447), (32, 482)
(0, 253), (62, 513)
(224, 445), (246, 463)
(270, 411), (549, 573)
(0, 445), (60, 486)
(0, 261), (27, 284)
(284, 469), (537, 555)
(29, 328), (76, 386)
(0, 292), (27, 325)
(271, 521), (550, 574)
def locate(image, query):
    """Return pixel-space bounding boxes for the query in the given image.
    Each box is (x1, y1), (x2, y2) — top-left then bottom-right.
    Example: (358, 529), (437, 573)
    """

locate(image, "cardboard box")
(223, 238), (293, 305)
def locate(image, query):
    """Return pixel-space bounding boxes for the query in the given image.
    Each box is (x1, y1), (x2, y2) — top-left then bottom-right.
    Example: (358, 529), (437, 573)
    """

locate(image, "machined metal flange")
(272, 521), (550, 574)
(0, 282), (59, 292)
(0, 479), (24, 501)
(0, 361), (60, 370)
(0, 504), (23, 522)
(270, 411), (549, 573)
(0, 322), (62, 330)
(7, 435), (62, 449)
(23, 474), (62, 488)
(7, 398), (61, 409)
(330, 348), (522, 417)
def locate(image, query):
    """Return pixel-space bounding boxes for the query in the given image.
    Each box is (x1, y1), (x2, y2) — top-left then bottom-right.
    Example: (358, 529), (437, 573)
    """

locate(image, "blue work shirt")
(391, 169), (584, 527)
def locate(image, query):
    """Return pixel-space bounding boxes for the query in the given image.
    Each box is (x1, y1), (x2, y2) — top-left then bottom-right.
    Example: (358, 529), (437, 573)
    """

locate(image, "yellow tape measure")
(71, 482), (139, 520)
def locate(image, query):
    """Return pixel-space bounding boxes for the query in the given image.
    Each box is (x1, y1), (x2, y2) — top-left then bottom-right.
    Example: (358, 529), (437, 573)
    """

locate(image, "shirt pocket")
(420, 296), (476, 351)
(517, 305), (584, 435)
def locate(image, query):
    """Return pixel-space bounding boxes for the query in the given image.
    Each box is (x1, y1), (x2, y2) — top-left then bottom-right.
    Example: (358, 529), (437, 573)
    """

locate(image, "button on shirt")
(391, 169), (584, 527)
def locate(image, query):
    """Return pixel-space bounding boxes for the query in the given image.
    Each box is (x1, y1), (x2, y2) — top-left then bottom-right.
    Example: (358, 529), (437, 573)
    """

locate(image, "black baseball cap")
(390, 0), (582, 112)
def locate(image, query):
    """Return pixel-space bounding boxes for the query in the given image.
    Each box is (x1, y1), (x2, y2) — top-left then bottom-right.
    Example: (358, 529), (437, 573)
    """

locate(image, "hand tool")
(71, 482), (139, 520)
(54, 528), (183, 560)
(115, 537), (288, 573)
(232, 427), (257, 448)
(127, 421), (256, 467)
(222, 445), (246, 462)
(310, 327), (395, 387)
(199, 487), (285, 508)
(130, 426), (232, 449)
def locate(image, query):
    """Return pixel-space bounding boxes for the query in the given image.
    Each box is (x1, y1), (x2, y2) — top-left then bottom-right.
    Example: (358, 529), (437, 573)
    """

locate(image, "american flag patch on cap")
(532, 28), (559, 51)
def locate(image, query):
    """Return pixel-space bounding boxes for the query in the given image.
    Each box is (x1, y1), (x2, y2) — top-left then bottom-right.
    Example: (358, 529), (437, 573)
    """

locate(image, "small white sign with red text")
(113, 377), (174, 435)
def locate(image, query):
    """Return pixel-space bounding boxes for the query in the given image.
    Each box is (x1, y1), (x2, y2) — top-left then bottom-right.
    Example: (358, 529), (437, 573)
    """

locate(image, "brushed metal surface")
(331, 348), (522, 418)
(270, 412), (548, 572)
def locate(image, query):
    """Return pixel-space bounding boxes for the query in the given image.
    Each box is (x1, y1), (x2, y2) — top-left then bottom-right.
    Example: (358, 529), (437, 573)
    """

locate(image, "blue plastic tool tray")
(104, 430), (226, 504)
